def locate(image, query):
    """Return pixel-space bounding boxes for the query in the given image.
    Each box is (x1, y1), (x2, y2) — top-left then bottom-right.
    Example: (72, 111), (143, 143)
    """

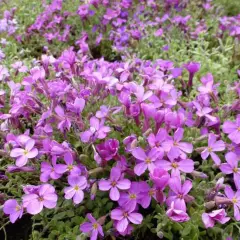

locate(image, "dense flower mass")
(0, 0), (240, 239)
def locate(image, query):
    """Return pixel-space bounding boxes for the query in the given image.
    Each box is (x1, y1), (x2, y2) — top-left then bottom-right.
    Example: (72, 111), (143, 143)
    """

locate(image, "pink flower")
(224, 186), (240, 220)
(80, 213), (104, 240)
(98, 167), (131, 201)
(10, 139), (38, 167)
(220, 152), (240, 189)
(22, 184), (58, 215)
(162, 128), (193, 159)
(3, 199), (23, 223)
(201, 134), (225, 165)
(167, 177), (193, 211)
(111, 206), (143, 233)
(132, 147), (163, 176)
(166, 202), (190, 222)
(150, 168), (170, 190)
(64, 175), (87, 204)
(223, 115), (240, 144)
(202, 209), (230, 228)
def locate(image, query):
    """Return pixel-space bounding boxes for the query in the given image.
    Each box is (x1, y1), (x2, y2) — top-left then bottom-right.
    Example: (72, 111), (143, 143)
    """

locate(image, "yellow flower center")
(145, 158), (151, 164)
(74, 185), (79, 191)
(149, 189), (155, 196)
(233, 167), (239, 173)
(123, 212), (128, 217)
(173, 141), (178, 146)
(67, 165), (74, 171)
(15, 205), (21, 211)
(129, 193), (136, 199)
(24, 150), (29, 155)
(93, 223), (98, 229)
(171, 162), (178, 168)
(238, 127), (240, 132)
(232, 197), (238, 204)
(38, 196), (44, 202)
(111, 181), (117, 187)
(208, 147), (212, 152)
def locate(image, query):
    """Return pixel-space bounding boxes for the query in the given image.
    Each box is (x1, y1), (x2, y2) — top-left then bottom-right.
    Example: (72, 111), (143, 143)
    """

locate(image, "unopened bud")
(157, 231), (164, 239)
(90, 182), (98, 200)
(143, 128), (152, 138)
(89, 167), (104, 175)
(214, 196), (232, 206)
(204, 201), (215, 210)
(191, 170), (208, 179)
(97, 215), (107, 225)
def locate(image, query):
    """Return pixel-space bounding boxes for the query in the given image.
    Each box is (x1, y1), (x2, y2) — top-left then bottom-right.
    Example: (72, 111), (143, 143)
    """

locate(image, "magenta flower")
(55, 152), (81, 175)
(158, 157), (194, 177)
(80, 117), (111, 143)
(220, 152), (240, 189)
(202, 209), (230, 228)
(3, 199), (23, 223)
(167, 177), (193, 211)
(22, 184), (57, 215)
(80, 213), (104, 240)
(201, 134), (225, 165)
(193, 101), (217, 122)
(138, 182), (157, 208)
(40, 159), (62, 182)
(55, 105), (71, 132)
(166, 202), (190, 222)
(198, 73), (219, 97)
(64, 175), (87, 204)
(98, 167), (131, 201)
(111, 206), (143, 233)
(132, 147), (163, 176)
(162, 128), (193, 159)
(96, 139), (119, 161)
(224, 186), (240, 220)
(184, 61), (200, 88)
(150, 168), (170, 190)
(223, 115), (240, 144)
(147, 128), (167, 151)
(10, 139), (38, 167)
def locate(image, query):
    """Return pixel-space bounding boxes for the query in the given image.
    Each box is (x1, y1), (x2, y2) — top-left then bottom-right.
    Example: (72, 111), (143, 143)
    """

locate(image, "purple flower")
(96, 139), (119, 161)
(3, 199), (23, 223)
(162, 128), (193, 159)
(111, 206), (143, 233)
(98, 167), (131, 201)
(224, 186), (240, 220)
(55, 152), (81, 176)
(147, 128), (167, 151)
(80, 213), (104, 240)
(80, 117), (111, 143)
(150, 168), (170, 190)
(158, 157), (194, 177)
(184, 61), (200, 88)
(132, 147), (163, 176)
(202, 209), (230, 228)
(220, 152), (240, 189)
(167, 177), (193, 211)
(40, 158), (62, 182)
(223, 115), (240, 144)
(166, 202), (190, 222)
(7, 165), (35, 173)
(201, 134), (225, 165)
(22, 184), (58, 215)
(10, 139), (38, 167)
(64, 175), (87, 204)
(55, 105), (71, 132)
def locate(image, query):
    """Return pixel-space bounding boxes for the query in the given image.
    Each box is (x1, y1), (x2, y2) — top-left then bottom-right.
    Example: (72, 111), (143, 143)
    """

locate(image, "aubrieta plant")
(0, 0), (240, 240)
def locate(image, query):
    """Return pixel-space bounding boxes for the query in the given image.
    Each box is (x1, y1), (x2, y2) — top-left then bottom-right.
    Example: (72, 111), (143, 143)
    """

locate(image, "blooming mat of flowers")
(1, 0), (240, 239)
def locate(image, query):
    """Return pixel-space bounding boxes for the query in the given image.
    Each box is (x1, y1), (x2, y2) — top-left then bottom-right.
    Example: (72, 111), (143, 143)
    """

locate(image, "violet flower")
(162, 128), (193, 159)
(222, 115), (240, 144)
(22, 184), (58, 215)
(99, 167), (131, 201)
(202, 209), (230, 228)
(111, 206), (143, 233)
(166, 202), (190, 222)
(167, 177), (193, 211)
(80, 213), (104, 240)
(96, 139), (119, 161)
(40, 158), (62, 182)
(64, 175), (87, 204)
(220, 152), (240, 189)
(3, 199), (23, 223)
(184, 61), (200, 88)
(150, 168), (170, 190)
(132, 147), (163, 176)
(201, 133), (225, 165)
(80, 116), (111, 143)
(224, 186), (240, 220)
(10, 139), (38, 167)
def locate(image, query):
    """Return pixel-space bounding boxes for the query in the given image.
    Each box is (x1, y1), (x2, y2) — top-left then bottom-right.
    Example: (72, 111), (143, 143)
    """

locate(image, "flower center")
(111, 181), (117, 187)
(177, 194), (183, 199)
(207, 147), (212, 152)
(74, 185), (79, 191)
(145, 158), (152, 164)
(123, 212), (128, 217)
(38, 196), (44, 202)
(149, 189), (155, 196)
(233, 167), (239, 173)
(173, 141), (178, 146)
(23, 150), (29, 155)
(237, 127), (240, 132)
(67, 164), (74, 171)
(15, 205), (21, 211)
(171, 162), (178, 168)
(92, 223), (98, 230)
(232, 197), (238, 204)
(90, 127), (96, 133)
(129, 193), (136, 199)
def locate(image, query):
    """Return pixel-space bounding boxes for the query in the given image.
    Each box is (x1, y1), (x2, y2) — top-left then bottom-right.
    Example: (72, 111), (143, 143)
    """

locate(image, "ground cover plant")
(0, 0), (240, 239)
